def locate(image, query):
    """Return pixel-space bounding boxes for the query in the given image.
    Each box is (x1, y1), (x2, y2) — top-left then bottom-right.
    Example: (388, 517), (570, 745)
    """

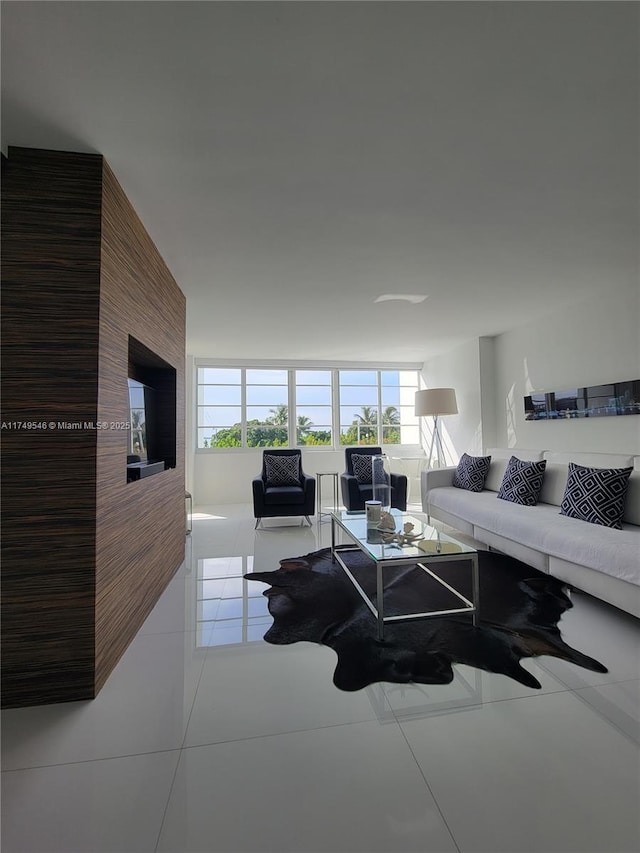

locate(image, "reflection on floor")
(2, 503), (639, 853)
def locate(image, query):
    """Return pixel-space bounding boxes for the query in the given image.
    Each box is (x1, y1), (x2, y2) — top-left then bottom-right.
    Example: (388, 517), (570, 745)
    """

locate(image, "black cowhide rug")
(244, 548), (607, 691)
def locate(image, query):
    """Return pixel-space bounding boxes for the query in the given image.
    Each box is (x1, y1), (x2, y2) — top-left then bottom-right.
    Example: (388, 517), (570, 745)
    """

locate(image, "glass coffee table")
(331, 509), (479, 640)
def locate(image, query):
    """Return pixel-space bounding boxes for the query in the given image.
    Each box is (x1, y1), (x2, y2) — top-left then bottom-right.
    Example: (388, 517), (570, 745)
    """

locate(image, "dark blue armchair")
(252, 449), (316, 528)
(340, 446), (407, 512)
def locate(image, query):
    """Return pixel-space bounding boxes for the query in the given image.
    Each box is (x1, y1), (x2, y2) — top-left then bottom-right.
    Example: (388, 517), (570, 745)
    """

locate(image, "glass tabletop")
(332, 509), (477, 562)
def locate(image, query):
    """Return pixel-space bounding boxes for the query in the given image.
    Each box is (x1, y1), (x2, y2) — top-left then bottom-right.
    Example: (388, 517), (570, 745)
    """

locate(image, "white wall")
(492, 282), (640, 454)
(189, 284), (639, 504)
(188, 359), (423, 506)
(420, 336), (496, 464)
(193, 447), (347, 506)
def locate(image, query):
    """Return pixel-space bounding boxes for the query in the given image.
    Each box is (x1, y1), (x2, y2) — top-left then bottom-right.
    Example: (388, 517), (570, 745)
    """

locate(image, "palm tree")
(296, 415), (313, 436)
(296, 414), (314, 444)
(267, 404), (288, 425)
(353, 406), (378, 443)
(354, 406), (378, 427)
(382, 406), (400, 425)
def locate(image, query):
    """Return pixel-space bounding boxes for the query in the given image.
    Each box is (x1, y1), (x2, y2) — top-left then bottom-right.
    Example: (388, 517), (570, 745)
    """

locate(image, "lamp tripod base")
(427, 415), (446, 469)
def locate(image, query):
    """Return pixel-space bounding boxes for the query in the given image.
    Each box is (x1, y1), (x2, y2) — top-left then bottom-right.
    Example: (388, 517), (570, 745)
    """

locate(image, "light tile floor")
(2, 504), (639, 853)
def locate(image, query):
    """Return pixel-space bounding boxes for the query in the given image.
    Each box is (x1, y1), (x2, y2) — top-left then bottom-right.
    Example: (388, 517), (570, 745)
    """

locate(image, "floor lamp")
(415, 388), (458, 469)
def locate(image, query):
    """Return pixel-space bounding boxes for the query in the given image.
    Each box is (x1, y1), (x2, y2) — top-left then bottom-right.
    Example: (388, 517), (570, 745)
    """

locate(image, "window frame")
(195, 361), (421, 452)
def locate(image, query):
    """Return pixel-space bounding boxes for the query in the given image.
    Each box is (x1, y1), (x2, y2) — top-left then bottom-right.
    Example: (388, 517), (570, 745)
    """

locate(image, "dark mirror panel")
(525, 379), (640, 420)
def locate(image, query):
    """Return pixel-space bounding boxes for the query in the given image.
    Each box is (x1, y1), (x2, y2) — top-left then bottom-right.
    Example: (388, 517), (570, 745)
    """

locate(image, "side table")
(316, 472), (339, 522)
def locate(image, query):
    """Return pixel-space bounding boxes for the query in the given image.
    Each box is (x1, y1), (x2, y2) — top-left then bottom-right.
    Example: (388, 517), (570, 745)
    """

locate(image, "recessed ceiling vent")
(374, 294), (428, 304)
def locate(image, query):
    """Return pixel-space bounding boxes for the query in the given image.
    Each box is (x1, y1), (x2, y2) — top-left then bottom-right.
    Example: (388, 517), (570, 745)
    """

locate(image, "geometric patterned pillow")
(265, 454), (300, 486)
(351, 454), (374, 485)
(497, 456), (547, 506)
(452, 453), (492, 492)
(560, 463), (633, 529)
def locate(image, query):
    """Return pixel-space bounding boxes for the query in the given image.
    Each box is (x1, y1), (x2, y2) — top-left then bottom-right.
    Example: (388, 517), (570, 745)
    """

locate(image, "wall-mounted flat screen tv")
(127, 378), (149, 461)
(126, 335), (176, 482)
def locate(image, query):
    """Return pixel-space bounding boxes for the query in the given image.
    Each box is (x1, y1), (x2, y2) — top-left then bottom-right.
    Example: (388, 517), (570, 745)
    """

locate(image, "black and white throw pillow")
(560, 462), (632, 529)
(265, 454), (300, 486)
(351, 454), (374, 484)
(452, 453), (491, 492)
(498, 456), (547, 506)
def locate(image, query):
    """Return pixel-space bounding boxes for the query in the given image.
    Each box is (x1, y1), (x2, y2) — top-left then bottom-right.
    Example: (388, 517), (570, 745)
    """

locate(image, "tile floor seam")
(565, 685), (640, 746)
(181, 716), (402, 752)
(536, 658), (639, 691)
(394, 687), (585, 726)
(381, 679), (575, 724)
(0, 747), (183, 774)
(178, 629), (212, 751)
(153, 748), (185, 853)
(575, 676), (640, 687)
(396, 686), (640, 751)
(395, 716), (462, 853)
(137, 628), (199, 638)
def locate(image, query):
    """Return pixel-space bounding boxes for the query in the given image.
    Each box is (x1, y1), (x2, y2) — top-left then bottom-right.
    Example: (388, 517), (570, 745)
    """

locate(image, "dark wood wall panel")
(95, 162), (185, 691)
(1, 148), (186, 707)
(1, 148), (103, 707)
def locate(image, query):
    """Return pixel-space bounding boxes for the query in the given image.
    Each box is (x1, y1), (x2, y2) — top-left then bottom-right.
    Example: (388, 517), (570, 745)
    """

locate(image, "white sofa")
(421, 449), (640, 618)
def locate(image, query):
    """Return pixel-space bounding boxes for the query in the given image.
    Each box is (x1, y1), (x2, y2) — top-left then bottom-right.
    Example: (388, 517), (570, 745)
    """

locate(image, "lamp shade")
(415, 388), (458, 417)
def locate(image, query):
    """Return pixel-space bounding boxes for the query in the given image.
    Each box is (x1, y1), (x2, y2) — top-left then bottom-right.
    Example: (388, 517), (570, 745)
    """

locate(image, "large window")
(196, 365), (420, 449)
(246, 369), (289, 447)
(338, 370), (420, 446)
(197, 368), (242, 448)
(296, 370), (332, 446)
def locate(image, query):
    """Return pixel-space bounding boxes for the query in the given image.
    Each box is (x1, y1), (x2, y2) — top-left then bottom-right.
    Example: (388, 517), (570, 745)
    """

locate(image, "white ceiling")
(2, 1), (638, 364)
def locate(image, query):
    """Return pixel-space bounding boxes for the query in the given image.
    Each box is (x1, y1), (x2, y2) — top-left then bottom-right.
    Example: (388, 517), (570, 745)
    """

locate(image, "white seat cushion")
(428, 487), (640, 586)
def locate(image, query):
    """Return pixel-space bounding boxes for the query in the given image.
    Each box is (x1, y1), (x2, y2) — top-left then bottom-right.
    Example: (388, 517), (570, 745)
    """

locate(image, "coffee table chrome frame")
(330, 512), (479, 641)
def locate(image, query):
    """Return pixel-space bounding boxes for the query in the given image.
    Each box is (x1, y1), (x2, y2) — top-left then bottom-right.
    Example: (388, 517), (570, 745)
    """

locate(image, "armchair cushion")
(264, 453), (301, 486)
(351, 453), (374, 484)
(263, 485), (306, 506)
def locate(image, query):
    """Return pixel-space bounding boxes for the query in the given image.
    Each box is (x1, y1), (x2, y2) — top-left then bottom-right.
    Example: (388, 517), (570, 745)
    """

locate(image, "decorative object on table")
(378, 521), (423, 547)
(418, 539), (464, 554)
(524, 379), (640, 421)
(371, 454), (392, 511)
(415, 387), (458, 468)
(377, 510), (396, 531)
(365, 500), (382, 525)
(245, 547), (608, 692)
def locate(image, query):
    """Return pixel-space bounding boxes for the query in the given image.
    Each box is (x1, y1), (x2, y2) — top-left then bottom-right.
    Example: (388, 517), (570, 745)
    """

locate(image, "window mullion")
(377, 372), (383, 444)
(289, 370), (296, 446)
(332, 369), (340, 449)
(241, 368), (247, 447)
